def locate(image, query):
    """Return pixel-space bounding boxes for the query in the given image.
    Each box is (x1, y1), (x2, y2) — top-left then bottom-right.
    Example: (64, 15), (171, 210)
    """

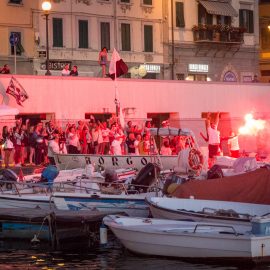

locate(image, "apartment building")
(259, 0), (270, 83)
(0, 0), (260, 81)
(165, 0), (260, 82)
(33, 0), (164, 78)
(0, 0), (38, 74)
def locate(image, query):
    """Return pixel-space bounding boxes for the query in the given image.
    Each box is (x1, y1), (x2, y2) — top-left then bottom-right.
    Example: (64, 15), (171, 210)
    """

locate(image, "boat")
(52, 163), (162, 217)
(0, 207), (115, 249)
(103, 214), (270, 263)
(0, 166), (104, 210)
(167, 167), (270, 205)
(146, 197), (270, 225)
(53, 127), (202, 172)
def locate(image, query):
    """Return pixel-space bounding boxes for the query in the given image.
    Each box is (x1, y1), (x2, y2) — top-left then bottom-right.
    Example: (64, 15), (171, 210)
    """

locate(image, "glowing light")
(238, 113), (266, 136)
(42, 1), (52, 12)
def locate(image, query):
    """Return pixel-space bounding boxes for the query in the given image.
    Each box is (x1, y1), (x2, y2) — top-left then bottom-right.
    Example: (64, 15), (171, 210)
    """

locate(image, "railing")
(192, 25), (245, 43)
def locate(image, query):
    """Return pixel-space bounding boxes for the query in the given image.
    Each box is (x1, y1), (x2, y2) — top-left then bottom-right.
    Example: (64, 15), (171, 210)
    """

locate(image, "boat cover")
(171, 167), (270, 204)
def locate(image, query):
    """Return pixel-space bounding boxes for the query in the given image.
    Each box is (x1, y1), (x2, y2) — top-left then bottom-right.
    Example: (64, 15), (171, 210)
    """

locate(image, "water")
(0, 239), (268, 270)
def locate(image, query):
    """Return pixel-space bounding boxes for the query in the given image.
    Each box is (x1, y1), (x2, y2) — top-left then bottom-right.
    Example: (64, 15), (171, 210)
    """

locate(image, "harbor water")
(0, 238), (267, 270)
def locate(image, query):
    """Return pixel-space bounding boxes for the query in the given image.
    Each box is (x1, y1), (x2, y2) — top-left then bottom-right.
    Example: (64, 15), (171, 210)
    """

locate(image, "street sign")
(9, 33), (19, 46)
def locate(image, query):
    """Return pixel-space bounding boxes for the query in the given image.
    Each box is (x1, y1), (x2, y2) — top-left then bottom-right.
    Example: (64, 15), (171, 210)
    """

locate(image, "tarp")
(172, 168), (270, 204)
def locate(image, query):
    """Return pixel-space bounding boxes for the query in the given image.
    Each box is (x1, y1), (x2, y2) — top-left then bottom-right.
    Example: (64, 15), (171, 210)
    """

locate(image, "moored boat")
(103, 214), (270, 263)
(146, 197), (270, 225)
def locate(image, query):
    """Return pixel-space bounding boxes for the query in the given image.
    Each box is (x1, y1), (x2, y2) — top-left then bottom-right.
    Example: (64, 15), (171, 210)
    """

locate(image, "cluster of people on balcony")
(0, 117), (193, 167)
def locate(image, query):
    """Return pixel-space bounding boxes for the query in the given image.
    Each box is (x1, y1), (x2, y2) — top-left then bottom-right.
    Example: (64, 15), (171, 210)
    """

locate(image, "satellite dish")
(138, 65), (147, 77)
(128, 66), (139, 78)
(128, 65), (147, 78)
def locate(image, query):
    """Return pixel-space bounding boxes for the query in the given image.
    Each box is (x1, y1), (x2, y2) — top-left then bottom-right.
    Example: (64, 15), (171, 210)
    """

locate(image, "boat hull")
(54, 153), (177, 171)
(0, 194), (52, 209)
(53, 193), (150, 217)
(104, 216), (270, 262)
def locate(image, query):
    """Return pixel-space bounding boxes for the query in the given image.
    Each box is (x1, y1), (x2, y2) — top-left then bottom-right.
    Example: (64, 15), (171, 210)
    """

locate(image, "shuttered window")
(239, 9), (254, 33)
(175, 2), (185, 27)
(79, 20), (88, 48)
(121, 23), (131, 51)
(53, 18), (63, 47)
(144, 25), (153, 52)
(101, 22), (110, 51)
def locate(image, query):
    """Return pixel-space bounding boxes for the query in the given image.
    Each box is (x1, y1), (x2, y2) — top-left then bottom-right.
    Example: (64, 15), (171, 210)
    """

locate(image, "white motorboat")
(53, 128), (202, 172)
(103, 214), (270, 263)
(146, 197), (270, 225)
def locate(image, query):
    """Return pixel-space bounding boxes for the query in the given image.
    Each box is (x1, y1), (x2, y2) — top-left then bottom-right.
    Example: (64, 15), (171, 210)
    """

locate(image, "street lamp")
(42, 1), (52, 76)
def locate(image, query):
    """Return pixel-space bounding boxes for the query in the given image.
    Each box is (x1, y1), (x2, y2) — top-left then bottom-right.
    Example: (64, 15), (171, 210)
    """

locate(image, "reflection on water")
(0, 239), (267, 270)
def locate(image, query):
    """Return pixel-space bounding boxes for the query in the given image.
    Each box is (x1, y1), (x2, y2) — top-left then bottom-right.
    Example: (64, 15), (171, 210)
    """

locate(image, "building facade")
(0, 0), (38, 74)
(259, 0), (270, 83)
(165, 0), (260, 82)
(0, 0), (261, 81)
(34, 0), (164, 78)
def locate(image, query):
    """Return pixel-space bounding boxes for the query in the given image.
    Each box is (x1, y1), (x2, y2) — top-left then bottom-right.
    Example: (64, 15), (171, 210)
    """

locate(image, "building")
(0, 0), (38, 74)
(166, 0), (260, 82)
(34, 0), (164, 78)
(259, 0), (270, 83)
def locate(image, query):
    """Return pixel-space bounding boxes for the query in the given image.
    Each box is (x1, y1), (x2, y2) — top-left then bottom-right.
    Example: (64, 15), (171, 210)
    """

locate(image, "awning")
(198, 0), (238, 17)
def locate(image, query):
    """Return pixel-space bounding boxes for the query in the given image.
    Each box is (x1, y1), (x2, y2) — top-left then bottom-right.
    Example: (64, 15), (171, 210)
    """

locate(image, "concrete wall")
(0, 75), (269, 153)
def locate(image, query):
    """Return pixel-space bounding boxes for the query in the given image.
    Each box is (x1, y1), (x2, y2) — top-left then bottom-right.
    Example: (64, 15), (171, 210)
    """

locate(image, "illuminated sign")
(188, 64), (209, 73)
(142, 64), (161, 73)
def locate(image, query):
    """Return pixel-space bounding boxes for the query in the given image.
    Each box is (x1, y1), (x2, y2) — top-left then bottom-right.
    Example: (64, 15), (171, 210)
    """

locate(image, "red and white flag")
(6, 76), (29, 106)
(109, 48), (128, 80)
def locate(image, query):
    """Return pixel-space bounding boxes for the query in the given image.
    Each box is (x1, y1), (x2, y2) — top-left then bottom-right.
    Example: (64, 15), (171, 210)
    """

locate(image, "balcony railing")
(192, 24), (245, 43)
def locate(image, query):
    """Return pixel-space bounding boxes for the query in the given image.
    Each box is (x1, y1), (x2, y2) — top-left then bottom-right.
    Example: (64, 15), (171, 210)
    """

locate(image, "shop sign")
(188, 64), (208, 73)
(223, 71), (237, 82)
(40, 61), (72, 70)
(142, 64), (160, 73)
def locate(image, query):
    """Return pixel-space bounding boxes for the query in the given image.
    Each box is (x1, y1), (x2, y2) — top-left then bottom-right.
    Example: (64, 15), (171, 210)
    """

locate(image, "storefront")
(186, 64), (210, 81)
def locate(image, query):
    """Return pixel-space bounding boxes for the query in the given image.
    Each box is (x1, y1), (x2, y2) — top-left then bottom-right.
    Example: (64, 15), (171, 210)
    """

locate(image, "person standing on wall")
(98, 47), (108, 78)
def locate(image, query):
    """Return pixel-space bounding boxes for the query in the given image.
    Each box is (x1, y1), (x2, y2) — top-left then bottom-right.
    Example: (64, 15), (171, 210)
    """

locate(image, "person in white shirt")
(48, 131), (60, 165)
(160, 140), (172, 155)
(228, 131), (240, 158)
(200, 112), (221, 167)
(61, 64), (70, 76)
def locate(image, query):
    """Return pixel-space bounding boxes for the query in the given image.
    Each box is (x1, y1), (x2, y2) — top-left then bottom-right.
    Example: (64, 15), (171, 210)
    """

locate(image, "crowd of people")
(0, 118), (193, 168)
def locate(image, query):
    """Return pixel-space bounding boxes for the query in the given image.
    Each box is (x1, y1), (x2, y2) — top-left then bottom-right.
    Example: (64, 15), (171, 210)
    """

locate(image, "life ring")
(188, 148), (204, 172)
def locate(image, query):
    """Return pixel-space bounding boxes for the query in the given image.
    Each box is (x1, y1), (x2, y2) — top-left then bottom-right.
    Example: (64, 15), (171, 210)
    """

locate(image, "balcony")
(192, 24), (245, 44)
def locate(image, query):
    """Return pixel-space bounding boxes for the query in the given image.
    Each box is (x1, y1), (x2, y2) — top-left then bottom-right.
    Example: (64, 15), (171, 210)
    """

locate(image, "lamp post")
(42, 1), (52, 76)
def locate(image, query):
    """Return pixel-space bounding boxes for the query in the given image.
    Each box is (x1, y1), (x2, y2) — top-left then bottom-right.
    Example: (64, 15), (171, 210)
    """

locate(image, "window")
(239, 9), (254, 33)
(175, 2), (185, 27)
(101, 22), (110, 50)
(79, 20), (88, 48)
(143, 0), (152, 5)
(144, 25), (153, 52)
(120, 0), (130, 3)
(53, 18), (63, 47)
(9, 0), (22, 4)
(217, 15), (231, 26)
(198, 4), (212, 25)
(121, 23), (131, 51)
(10, 32), (24, 55)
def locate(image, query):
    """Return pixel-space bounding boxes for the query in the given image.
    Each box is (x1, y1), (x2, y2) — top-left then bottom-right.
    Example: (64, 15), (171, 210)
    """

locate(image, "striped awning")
(198, 0), (238, 17)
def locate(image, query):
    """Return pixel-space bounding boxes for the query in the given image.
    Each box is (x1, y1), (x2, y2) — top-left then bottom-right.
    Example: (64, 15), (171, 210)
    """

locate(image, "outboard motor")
(0, 169), (18, 190)
(207, 164), (223, 179)
(130, 163), (160, 193)
(40, 165), (59, 188)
